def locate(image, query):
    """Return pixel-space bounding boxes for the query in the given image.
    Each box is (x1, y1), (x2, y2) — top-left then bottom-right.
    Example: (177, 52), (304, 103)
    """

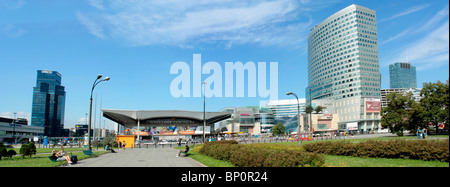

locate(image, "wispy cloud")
(0, 111), (31, 122)
(0, 0), (26, 9)
(87, 0), (105, 10)
(380, 4), (449, 71)
(407, 20), (449, 71)
(380, 4), (431, 22)
(77, 0), (318, 48)
(1, 24), (26, 38)
(76, 12), (105, 39)
(380, 28), (410, 45)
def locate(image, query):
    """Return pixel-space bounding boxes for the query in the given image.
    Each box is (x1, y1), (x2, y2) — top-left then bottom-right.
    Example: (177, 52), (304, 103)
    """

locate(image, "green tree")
(381, 92), (415, 136)
(102, 133), (118, 147)
(305, 105), (313, 115)
(314, 106), (324, 114)
(28, 142), (37, 157)
(19, 144), (30, 158)
(0, 141), (7, 160)
(6, 150), (16, 158)
(272, 122), (286, 136)
(420, 80), (449, 134)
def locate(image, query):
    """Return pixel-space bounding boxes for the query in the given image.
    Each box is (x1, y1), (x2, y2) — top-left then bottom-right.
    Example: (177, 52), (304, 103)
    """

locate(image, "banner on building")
(366, 99), (381, 113)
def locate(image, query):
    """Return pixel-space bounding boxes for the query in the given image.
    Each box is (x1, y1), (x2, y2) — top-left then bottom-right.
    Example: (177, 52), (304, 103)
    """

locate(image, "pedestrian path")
(68, 148), (204, 167)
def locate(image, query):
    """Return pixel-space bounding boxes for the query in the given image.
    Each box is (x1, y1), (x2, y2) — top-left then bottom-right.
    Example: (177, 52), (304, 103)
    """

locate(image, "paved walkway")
(68, 148), (205, 167)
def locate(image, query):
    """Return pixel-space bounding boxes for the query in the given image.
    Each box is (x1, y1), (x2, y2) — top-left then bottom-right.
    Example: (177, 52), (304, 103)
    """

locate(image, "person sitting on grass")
(177, 145), (189, 157)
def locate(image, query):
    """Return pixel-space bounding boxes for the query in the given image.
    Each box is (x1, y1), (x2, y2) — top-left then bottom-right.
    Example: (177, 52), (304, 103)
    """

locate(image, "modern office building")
(0, 117), (44, 143)
(31, 70), (66, 137)
(306, 4), (382, 133)
(266, 99), (307, 118)
(381, 87), (422, 107)
(217, 106), (275, 135)
(266, 99), (306, 133)
(389, 62), (417, 89)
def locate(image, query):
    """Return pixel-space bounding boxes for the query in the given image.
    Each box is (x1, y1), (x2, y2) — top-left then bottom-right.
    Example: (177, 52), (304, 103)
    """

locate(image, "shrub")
(20, 144), (30, 158)
(28, 142), (37, 156)
(205, 140), (238, 145)
(6, 150), (16, 158)
(199, 143), (325, 167)
(303, 140), (449, 162)
(0, 141), (6, 160)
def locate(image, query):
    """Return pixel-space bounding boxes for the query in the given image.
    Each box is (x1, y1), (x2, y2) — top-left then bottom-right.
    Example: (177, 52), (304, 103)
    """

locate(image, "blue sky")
(0, 0), (448, 130)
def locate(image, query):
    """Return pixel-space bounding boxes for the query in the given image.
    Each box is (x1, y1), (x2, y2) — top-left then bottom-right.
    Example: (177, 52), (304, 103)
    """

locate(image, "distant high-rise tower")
(389, 62), (417, 89)
(31, 70), (66, 137)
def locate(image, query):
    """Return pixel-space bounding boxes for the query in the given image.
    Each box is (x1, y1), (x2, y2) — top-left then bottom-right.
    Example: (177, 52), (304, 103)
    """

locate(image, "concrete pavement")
(68, 148), (205, 167)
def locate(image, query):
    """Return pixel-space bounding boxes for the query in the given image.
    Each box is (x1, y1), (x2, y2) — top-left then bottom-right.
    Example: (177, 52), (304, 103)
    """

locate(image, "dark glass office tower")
(389, 62), (417, 88)
(31, 70), (66, 137)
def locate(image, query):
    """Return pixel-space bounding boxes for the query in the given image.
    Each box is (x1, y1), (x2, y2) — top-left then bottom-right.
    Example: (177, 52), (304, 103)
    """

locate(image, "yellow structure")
(116, 135), (135, 148)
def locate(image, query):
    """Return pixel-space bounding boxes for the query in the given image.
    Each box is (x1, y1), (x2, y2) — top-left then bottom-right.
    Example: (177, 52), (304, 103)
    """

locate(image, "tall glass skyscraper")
(31, 70), (66, 137)
(389, 62), (417, 88)
(306, 4), (381, 100)
(306, 4), (381, 133)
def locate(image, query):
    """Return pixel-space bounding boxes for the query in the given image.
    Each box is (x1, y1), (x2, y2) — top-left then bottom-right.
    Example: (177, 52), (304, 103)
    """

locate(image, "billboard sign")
(347, 122), (358, 130)
(366, 99), (381, 113)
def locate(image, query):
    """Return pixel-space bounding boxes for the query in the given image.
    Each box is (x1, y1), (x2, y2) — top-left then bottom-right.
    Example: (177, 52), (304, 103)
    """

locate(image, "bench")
(48, 156), (64, 166)
(82, 150), (96, 156)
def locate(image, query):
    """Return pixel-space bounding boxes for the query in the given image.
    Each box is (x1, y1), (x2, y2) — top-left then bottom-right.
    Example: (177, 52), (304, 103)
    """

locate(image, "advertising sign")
(366, 99), (381, 113)
(132, 126), (211, 136)
(347, 122), (358, 130)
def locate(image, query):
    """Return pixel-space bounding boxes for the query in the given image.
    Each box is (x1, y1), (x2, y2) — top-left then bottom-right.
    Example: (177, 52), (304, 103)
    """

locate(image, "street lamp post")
(202, 82), (207, 143)
(87, 74), (110, 150)
(286, 92), (301, 145)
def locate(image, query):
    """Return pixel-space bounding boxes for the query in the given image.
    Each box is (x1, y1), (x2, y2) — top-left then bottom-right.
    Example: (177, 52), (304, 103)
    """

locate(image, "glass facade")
(306, 4), (381, 101)
(31, 70), (66, 137)
(306, 4), (382, 133)
(389, 62), (417, 88)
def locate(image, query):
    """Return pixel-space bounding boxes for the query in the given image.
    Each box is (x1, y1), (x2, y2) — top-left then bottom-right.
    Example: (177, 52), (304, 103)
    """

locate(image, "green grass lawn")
(0, 150), (107, 167)
(324, 155), (448, 167)
(180, 136), (449, 167)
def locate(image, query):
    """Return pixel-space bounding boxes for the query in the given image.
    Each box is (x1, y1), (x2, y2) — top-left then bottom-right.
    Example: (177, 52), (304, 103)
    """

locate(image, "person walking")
(118, 141), (122, 150)
(417, 127), (422, 140)
(422, 128), (427, 139)
(122, 140), (126, 150)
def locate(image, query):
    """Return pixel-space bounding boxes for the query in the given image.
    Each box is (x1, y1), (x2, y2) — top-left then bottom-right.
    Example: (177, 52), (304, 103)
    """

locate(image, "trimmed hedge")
(199, 142), (324, 167)
(303, 140), (449, 162)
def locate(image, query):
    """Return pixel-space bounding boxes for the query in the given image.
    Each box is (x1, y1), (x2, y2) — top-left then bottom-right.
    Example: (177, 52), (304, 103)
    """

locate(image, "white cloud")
(77, 0), (316, 48)
(76, 12), (105, 39)
(399, 20), (449, 71)
(380, 28), (410, 45)
(87, 0), (104, 10)
(0, 111), (31, 122)
(380, 4), (431, 22)
(0, 0), (26, 9)
(1, 24), (26, 38)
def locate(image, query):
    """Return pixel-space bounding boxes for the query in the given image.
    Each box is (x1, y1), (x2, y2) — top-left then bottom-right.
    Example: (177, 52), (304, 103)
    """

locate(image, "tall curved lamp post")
(286, 92), (301, 145)
(202, 82), (207, 143)
(87, 74), (110, 150)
